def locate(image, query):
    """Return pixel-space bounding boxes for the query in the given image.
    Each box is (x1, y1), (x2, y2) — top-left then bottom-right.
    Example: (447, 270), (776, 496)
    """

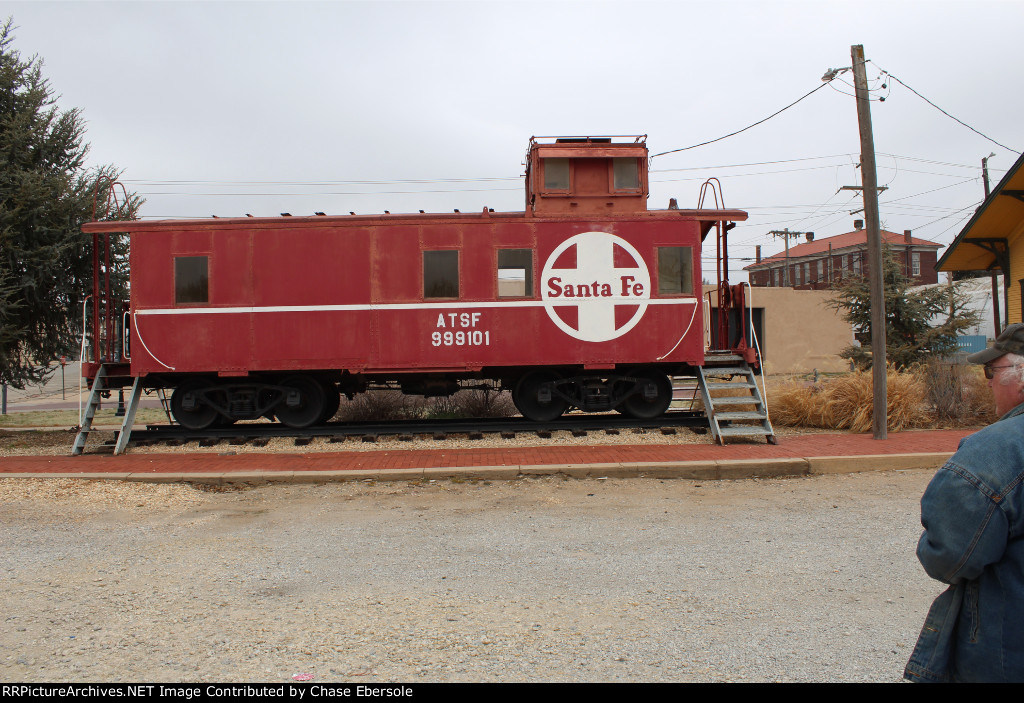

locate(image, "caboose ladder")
(698, 355), (776, 445)
(112, 377), (143, 455)
(72, 366), (141, 455)
(72, 365), (107, 455)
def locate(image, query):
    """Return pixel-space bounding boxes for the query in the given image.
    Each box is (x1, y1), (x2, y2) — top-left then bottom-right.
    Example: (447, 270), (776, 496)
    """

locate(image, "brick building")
(744, 223), (942, 290)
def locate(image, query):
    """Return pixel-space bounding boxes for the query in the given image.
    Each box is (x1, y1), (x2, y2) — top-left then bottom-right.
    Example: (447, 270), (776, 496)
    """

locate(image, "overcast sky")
(7, 0), (1022, 280)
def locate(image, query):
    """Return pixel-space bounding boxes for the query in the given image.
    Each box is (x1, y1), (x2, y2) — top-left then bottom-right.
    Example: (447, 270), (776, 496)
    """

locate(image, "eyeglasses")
(984, 364), (1017, 380)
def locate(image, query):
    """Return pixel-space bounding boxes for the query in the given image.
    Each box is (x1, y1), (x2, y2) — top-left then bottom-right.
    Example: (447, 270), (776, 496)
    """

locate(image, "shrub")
(334, 388), (516, 422)
(334, 391), (425, 422)
(769, 367), (930, 432)
(425, 389), (516, 419)
(921, 360), (996, 426)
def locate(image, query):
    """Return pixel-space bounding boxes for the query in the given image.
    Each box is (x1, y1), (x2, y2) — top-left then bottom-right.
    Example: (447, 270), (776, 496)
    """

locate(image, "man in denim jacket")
(905, 323), (1024, 682)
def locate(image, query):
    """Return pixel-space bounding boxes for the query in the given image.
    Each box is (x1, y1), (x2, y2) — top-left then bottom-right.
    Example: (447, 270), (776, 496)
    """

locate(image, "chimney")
(756, 245), (761, 263)
(904, 229), (912, 245)
(854, 219), (864, 230)
(805, 232), (814, 242)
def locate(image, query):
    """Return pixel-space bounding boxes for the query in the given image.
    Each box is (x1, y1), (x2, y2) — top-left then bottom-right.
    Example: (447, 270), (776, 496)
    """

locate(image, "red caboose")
(80, 136), (747, 432)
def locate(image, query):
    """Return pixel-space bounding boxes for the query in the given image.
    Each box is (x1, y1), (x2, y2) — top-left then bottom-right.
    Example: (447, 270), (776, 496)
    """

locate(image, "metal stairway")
(670, 376), (701, 410)
(156, 387), (176, 425)
(72, 365), (108, 455)
(698, 355), (776, 445)
(72, 365), (142, 456)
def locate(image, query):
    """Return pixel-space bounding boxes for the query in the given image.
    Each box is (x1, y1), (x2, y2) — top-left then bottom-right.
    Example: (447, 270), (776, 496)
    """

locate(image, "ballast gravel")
(0, 470), (939, 682)
(0, 422), (829, 457)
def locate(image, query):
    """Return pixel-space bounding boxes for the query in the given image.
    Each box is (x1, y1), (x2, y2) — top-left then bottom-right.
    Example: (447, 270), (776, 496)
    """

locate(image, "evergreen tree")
(0, 19), (141, 388)
(828, 246), (980, 369)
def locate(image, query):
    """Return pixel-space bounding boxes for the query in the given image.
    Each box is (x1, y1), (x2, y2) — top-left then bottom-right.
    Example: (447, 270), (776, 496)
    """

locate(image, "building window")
(773, 268), (780, 287)
(658, 247), (694, 295)
(423, 250), (459, 299)
(543, 158), (570, 190)
(841, 254), (848, 272)
(912, 252), (921, 277)
(175, 256), (208, 304)
(794, 264), (801, 286)
(816, 259), (823, 282)
(803, 263), (810, 284)
(853, 254), (861, 275)
(612, 158), (640, 190)
(497, 249), (533, 298)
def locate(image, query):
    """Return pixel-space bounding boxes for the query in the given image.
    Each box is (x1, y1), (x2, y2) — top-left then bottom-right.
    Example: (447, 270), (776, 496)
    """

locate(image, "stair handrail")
(78, 295), (92, 428)
(703, 288), (713, 351)
(739, 282), (771, 426)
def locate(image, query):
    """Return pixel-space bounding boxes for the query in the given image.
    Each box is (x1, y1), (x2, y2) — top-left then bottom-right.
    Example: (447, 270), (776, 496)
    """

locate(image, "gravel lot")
(0, 470), (939, 682)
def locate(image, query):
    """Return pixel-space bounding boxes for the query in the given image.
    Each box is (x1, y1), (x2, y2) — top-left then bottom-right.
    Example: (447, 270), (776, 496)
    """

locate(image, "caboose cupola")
(525, 135), (649, 216)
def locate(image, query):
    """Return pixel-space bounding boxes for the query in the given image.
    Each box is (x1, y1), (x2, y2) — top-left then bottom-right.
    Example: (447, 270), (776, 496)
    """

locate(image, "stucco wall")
(704, 285), (854, 374)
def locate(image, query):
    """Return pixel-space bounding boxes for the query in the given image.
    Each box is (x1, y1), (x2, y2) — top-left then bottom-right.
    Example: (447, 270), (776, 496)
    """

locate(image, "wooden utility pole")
(768, 229), (808, 286)
(851, 44), (887, 440)
(983, 153), (1002, 337)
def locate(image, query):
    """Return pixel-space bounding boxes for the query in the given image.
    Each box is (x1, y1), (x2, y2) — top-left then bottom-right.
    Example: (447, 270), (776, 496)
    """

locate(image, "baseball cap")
(967, 322), (1024, 364)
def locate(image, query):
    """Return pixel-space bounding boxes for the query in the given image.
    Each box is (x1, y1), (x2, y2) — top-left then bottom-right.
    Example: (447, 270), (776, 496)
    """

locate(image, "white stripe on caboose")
(134, 298), (697, 315)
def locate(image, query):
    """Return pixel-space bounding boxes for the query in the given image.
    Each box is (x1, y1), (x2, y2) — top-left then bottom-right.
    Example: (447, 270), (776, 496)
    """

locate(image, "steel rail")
(114, 411), (710, 448)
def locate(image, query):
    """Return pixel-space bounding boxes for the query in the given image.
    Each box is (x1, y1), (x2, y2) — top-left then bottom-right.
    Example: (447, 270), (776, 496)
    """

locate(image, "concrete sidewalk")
(0, 428), (971, 484)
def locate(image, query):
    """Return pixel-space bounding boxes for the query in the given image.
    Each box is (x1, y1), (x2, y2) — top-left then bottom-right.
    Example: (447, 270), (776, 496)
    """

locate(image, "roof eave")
(936, 150), (1024, 272)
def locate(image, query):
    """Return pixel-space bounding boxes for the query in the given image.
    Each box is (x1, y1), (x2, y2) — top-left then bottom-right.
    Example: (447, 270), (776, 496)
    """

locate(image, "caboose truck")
(74, 135), (776, 454)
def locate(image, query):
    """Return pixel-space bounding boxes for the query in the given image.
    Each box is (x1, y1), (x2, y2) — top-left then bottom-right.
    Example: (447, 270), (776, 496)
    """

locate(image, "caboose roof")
(82, 206), (747, 234)
(529, 135), (648, 159)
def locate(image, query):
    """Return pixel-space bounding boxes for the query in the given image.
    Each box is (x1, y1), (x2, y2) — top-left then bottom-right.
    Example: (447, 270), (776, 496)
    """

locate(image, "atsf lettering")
(431, 311), (490, 347)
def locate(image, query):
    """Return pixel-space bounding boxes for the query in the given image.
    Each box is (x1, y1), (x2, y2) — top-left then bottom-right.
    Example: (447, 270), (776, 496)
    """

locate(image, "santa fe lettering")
(546, 275), (644, 298)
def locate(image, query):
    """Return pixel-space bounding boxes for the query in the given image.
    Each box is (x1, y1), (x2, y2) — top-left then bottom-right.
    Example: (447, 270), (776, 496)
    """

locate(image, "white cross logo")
(541, 231), (651, 343)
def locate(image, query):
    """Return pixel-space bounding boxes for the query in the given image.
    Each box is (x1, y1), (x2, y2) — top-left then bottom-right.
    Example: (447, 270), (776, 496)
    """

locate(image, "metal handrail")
(78, 296), (91, 427)
(740, 282), (770, 424)
(122, 310), (131, 361)
(703, 289), (714, 351)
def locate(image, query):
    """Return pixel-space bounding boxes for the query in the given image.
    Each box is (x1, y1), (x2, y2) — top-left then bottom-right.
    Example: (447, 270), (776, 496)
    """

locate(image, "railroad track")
(112, 411), (710, 449)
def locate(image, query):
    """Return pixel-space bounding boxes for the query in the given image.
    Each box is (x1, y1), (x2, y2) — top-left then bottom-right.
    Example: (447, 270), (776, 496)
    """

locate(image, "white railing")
(740, 282), (770, 424)
(78, 296), (91, 427)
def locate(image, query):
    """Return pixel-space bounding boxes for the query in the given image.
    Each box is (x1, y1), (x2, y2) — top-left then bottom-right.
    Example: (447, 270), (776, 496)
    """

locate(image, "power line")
(913, 201), (982, 232)
(123, 176), (521, 186)
(651, 154), (855, 173)
(878, 152), (1008, 172)
(120, 152), (1002, 194)
(650, 82), (831, 158)
(879, 177), (978, 205)
(874, 64), (1020, 153)
(136, 187), (523, 197)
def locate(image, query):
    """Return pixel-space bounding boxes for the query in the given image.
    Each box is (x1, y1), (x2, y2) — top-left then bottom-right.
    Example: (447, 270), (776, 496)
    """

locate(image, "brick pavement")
(0, 429), (974, 482)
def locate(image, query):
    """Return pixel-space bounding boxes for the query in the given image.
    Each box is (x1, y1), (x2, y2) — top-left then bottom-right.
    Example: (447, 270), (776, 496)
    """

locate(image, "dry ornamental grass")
(770, 364), (994, 432)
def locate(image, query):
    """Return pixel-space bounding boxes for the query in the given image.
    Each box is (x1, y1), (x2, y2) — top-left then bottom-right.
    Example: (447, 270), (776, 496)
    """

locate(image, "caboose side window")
(543, 158), (570, 190)
(497, 249), (533, 298)
(423, 250), (459, 299)
(657, 247), (693, 296)
(613, 158), (640, 190)
(175, 256), (209, 304)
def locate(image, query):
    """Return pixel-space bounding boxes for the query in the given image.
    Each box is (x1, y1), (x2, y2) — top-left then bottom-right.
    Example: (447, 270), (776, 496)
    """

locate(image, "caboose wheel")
(276, 375), (326, 428)
(620, 370), (672, 419)
(513, 371), (569, 422)
(170, 380), (219, 430)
